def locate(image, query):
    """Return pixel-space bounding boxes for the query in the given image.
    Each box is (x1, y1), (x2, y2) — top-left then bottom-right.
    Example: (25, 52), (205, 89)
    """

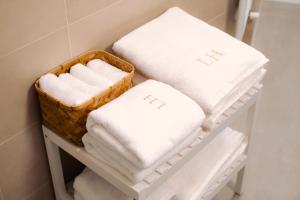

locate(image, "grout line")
(23, 181), (50, 200)
(0, 121), (40, 147)
(207, 11), (227, 23)
(63, 0), (73, 58)
(0, 25), (67, 60)
(69, 0), (123, 26)
(0, 186), (4, 200)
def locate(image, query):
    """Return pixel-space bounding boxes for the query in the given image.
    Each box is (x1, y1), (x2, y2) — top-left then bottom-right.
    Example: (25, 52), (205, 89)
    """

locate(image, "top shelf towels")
(113, 7), (268, 116)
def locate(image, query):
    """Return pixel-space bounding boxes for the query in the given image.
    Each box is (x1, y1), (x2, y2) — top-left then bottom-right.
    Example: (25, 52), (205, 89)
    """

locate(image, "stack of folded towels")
(67, 6), (268, 200)
(39, 59), (128, 106)
(75, 128), (247, 200)
(112, 7), (268, 129)
(83, 79), (205, 183)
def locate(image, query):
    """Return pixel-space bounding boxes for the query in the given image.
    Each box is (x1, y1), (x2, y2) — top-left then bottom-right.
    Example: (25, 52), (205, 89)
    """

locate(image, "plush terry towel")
(85, 80), (205, 169)
(87, 59), (128, 82)
(113, 7), (268, 115)
(203, 68), (266, 129)
(75, 128), (246, 200)
(132, 69), (266, 130)
(173, 129), (247, 200)
(58, 73), (101, 96)
(39, 73), (91, 106)
(82, 129), (199, 183)
(70, 63), (113, 91)
(73, 167), (176, 200)
(73, 168), (131, 200)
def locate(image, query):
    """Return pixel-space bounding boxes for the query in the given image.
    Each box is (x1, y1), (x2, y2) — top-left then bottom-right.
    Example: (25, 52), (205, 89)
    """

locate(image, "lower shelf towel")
(74, 127), (247, 200)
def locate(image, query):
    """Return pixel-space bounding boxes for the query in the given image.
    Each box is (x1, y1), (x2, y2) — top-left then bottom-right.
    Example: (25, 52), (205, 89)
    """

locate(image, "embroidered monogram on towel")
(143, 94), (166, 109)
(197, 50), (224, 66)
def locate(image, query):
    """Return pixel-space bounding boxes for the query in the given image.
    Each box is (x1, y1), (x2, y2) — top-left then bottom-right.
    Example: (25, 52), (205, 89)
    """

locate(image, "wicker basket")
(35, 50), (134, 146)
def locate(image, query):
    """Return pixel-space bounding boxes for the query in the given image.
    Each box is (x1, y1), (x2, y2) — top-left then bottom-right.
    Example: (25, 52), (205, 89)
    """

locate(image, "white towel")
(73, 168), (131, 200)
(203, 68), (267, 129)
(87, 59), (128, 82)
(82, 129), (199, 183)
(86, 80), (205, 169)
(39, 73), (91, 106)
(58, 73), (102, 96)
(75, 128), (246, 200)
(70, 63), (113, 91)
(168, 128), (247, 200)
(113, 7), (268, 115)
(74, 167), (176, 200)
(132, 69), (266, 130)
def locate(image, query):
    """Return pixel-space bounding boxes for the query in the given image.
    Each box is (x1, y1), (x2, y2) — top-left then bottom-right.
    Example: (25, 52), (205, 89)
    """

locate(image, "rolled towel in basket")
(113, 7), (268, 115)
(85, 80), (205, 170)
(58, 73), (102, 96)
(39, 73), (91, 106)
(87, 59), (128, 82)
(70, 63), (113, 91)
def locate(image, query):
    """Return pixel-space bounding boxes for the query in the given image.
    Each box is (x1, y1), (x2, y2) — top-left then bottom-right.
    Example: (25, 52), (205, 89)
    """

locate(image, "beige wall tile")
(0, 124), (51, 200)
(25, 182), (54, 200)
(0, 188), (3, 200)
(66, 0), (121, 23)
(0, 28), (70, 143)
(0, 0), (66, 57)
(209, 13), (227, 31)
(176, 0), (229, 21)
(69, 0), (176, 55)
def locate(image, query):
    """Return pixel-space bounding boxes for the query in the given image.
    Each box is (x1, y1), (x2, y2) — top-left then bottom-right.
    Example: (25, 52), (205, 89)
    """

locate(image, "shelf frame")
(43, 85), (262, 200)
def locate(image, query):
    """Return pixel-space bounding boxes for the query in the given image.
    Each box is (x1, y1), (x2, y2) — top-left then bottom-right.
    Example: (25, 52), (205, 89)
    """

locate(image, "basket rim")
(34, 49), (134, 111)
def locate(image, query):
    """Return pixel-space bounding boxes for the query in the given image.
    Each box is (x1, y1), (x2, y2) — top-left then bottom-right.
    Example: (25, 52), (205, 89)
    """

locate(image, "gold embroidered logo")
(144, 95), (166, 110)
(197, 50), (224, 66)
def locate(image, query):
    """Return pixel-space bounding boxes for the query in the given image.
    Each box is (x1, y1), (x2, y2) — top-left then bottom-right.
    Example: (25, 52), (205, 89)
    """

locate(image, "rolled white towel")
(39, 73), (91, 106)
(58, 73), (101, 96)
(87, 59), (128, 82)
(70, 63), (113, 92)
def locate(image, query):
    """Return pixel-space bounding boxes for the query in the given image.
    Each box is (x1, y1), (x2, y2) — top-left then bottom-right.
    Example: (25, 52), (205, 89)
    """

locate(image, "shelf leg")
(43, 130), (73, 200)
(245, 101), (259, 151)
(234, 167), (245, 196)
(233, 94), (260, 198)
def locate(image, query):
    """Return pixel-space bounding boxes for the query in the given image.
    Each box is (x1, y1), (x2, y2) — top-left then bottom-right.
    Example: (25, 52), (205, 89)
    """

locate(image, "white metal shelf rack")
(43, 83), (262, 200)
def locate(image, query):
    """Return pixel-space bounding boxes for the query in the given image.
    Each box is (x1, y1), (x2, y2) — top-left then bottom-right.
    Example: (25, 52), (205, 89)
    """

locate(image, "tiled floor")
(215, 1), (300, 200)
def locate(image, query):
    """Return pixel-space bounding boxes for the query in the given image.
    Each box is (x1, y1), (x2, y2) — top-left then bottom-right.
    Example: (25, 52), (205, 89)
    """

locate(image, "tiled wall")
(0, 0), (229, 199)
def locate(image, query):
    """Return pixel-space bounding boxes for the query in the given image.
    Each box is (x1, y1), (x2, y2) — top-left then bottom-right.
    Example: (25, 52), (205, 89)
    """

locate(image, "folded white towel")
(82, 129), (199, 183)
(132, 69), (266, 130)
(39, 73), (91, 106)
(203, 68), (267, 129)
(86, 80), (205, 170)
(87, 59), (128, 82)
(58, 73), (102, 96)
(73, 168), (131, 200)
(70, 63), (113, 92)
(168, 128), (246, 200)
(74, 167), (176, 200)
(75, 128), (246, 200)
(113, 7), (268, 114)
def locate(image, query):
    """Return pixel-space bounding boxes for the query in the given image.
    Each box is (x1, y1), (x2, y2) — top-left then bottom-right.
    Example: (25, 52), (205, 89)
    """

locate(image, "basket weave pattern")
(35, 50), (134, 145)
